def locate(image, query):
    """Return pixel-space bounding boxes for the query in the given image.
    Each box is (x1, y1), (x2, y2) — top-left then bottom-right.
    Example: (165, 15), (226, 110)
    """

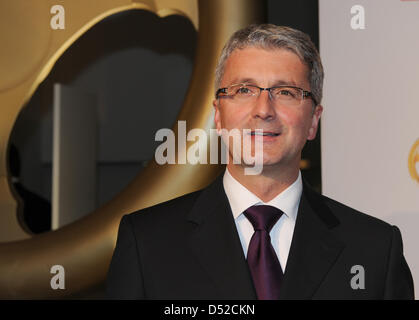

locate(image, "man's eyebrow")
(229, 78), (257, 85)
(227, 78), (299, 87)
(272, 80), (298, 87)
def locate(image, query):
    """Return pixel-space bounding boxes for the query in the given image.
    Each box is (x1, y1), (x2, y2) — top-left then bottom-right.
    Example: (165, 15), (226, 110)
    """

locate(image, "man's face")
(213, 47), (322, 170)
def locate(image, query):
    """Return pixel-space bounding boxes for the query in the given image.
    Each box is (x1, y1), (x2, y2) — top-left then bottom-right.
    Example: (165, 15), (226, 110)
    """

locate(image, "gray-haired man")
(107, 24), (414, 300)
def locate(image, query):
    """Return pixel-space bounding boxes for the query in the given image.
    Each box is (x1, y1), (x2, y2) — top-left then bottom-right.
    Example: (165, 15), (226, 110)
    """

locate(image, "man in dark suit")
(107, 24), (414, 299)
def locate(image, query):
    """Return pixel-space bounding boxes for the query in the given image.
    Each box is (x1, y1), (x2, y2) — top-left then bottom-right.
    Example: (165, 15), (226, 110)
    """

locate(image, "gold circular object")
(0, 0), (265, 298)
(408, 139), (419, 183)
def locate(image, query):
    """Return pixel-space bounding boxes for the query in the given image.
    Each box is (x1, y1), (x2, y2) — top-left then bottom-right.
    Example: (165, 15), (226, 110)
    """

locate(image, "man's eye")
(279, 90), (293, 96)
(236, 87), (252, 95)
(274, 88), (298, 99)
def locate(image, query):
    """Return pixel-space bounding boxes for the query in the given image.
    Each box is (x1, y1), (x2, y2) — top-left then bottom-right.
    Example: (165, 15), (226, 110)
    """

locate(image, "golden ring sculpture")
(409, 139), (419, 184)
(0, 0), (264, 298)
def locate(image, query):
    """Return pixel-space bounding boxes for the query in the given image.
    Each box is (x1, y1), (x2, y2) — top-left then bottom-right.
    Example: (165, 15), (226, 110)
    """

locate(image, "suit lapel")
(186, 175), (345, 300)
(187, 175), (256, 299)
(279, 182), (345, 299)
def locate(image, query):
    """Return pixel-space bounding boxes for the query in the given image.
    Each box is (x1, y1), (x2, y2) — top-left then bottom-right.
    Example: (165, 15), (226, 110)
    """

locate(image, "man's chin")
(232, 157), (284, 176)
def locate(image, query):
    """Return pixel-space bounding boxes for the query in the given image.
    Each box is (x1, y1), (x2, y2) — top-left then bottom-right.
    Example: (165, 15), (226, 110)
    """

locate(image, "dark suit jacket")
(106, 174), (414, 299)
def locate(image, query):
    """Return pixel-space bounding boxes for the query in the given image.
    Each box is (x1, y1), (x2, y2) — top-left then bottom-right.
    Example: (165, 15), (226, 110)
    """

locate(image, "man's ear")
(307, 104), (323, 140)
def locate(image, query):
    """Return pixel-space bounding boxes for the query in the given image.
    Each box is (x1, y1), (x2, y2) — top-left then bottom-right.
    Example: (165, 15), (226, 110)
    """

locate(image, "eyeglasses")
(215, 83), (317, 106)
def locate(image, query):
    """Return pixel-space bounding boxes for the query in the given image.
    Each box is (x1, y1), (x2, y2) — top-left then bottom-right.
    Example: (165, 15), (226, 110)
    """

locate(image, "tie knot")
(244, 205), (283, 232)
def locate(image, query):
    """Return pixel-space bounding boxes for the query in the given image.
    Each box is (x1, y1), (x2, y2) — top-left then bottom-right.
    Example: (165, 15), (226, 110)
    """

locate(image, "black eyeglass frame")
(215, 84), (318, 106)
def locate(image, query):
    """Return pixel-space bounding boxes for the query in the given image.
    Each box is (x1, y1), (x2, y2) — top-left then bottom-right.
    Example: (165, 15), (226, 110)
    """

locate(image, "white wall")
(320, 0), (419, 298)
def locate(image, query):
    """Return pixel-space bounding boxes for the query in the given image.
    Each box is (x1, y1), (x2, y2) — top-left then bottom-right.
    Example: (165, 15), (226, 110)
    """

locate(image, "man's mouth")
(250, 131), (280, 137)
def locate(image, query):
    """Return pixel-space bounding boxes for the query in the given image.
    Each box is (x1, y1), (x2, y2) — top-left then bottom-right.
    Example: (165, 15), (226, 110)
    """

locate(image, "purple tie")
(244, 205), (283, 300)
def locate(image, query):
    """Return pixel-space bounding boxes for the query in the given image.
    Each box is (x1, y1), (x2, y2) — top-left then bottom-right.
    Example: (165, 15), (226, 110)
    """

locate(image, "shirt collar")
(223, 168), (302, 221)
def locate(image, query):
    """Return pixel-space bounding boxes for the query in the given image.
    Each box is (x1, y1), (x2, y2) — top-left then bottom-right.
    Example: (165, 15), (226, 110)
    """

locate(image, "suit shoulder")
(124, 189), (202, 225)
(319, 193), (393, 234)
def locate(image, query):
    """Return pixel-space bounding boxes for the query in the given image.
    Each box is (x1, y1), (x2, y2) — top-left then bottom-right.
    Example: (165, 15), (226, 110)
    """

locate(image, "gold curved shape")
(0, 0), (199, 243)
(0, 0), (264, 298)
(408, 139), (419, 184)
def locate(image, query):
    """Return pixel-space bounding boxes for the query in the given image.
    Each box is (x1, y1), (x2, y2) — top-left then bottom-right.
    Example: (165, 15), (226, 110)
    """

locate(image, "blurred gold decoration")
(300, 159), (311, 170)
(408, 139), (419, 183)
(0, 0), (264, 298)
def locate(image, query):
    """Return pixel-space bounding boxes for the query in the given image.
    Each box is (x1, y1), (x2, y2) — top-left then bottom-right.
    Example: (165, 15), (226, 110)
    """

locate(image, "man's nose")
(251, 89), (276, 121)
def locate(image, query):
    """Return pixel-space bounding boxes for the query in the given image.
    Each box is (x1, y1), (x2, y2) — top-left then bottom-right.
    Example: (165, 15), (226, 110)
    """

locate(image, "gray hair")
(214, 24), (324, 105)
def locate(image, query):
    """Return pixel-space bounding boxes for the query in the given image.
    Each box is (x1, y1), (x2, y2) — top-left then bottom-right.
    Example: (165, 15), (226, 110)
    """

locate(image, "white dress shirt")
(223, 169), (302, 272)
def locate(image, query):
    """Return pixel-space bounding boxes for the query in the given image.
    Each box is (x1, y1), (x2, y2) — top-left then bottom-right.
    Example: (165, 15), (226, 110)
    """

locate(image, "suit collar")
(223, 169), (302, 221)
(187, 174), (257, 299)
(279, 180), (345, 299)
